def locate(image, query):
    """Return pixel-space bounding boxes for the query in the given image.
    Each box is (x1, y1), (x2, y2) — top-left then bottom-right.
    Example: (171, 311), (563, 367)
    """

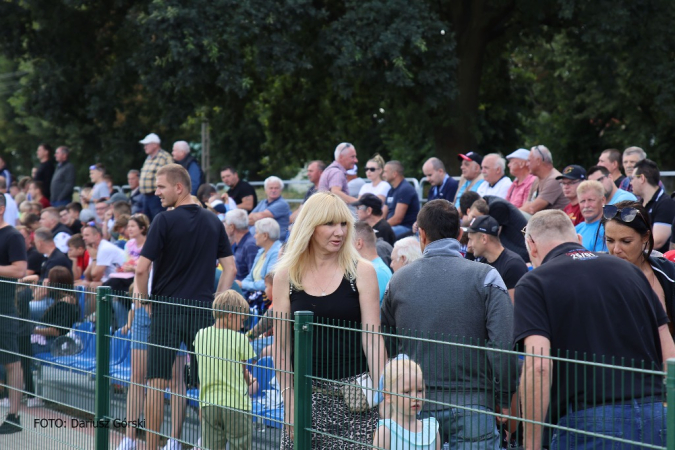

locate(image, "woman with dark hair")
(603, 200), (675, 333)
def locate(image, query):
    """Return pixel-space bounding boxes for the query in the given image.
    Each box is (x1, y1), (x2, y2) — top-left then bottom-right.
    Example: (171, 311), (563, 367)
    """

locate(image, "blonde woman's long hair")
(276, 192), (359, 290)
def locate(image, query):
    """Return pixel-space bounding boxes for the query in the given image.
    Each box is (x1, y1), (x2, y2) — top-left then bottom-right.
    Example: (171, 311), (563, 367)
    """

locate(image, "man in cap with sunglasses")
(516, 209), (675, 450)
(520, 145), (568, 217)
(318, 142), (359, 203)
(631, 159), (675, 253)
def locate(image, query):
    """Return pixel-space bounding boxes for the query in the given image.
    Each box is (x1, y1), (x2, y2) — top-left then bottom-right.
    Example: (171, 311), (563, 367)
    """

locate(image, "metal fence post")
(668, 359), (675, 450)
(294, 311), (314, 450)
(94, 286), (112, 450)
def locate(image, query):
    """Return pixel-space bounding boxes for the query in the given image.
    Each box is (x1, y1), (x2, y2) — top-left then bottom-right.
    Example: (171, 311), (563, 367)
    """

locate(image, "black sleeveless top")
(290, 274), (369, 380)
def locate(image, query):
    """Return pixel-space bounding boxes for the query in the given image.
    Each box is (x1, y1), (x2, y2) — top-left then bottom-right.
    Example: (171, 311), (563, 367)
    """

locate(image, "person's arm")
(289, 204), (302, 223)
(0, 260), (27, 279)
(658, 324), (675, 370)
(33, 326), (61, 337)
(20, 274), (39, 284)
(508, 288), (515, 303)
(356, 260), (388, 388)
(248, 209), (274, 224)
(652, 224), (671, 251)
(238, 195), (254, 211)
(520, 198), (549, 215)
(69, 254), (82, 280)
(216, 255), (236, 293)
(387, 203), (409, 227)
(520, 334), (552, 450)
(135, 256), (151, 298)
(372, 424), (391, 450)
(120, 306), (135, 335)
(330, 186), (358, 204)
(272, 269), (295, 439)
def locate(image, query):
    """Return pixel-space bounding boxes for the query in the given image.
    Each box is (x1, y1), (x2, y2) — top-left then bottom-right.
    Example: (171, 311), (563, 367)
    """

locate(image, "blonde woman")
(273, 192), (387, 449)
(358, 154), (391, 202)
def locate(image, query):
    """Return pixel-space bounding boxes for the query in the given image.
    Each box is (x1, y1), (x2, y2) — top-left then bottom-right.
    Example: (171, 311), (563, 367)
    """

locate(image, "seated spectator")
(466, 215), (527, 301)
(586, 165), (637, 205)
(17, 226), (45, 277)
(359, 154), (391, 202)
(390, 236), (422, 273)
(619, 146), (647, 194)
(454, 152), (484, 209)
(112, 214), (129, 249)
(197, 183), (236, 215)
(575, 181), (608, 252)
(290, 160), (325, 223)
(383, 160), (420, 238)
(477, 153), (512, 199)
(66, 234), (89, 280)
(30, 266), (80, 355)
(21, 212), (40, 232)
(423, 157), (458, 203)
(631, 159), (675, 253)
(353, 193), (396, 246)
(103, 196), (131, 242)
(89, 164), (110, 210)
(354, 221), (392, 303)
(505, 148), (536, 209)
(39, 207), (72, 253)
(94, 199), (109, 227)
(556, 165), (586, 226)
(237, 218), (282, 307)
(597, 148), (626, 187)
(248, 176), (291, 241)
(77, 224), (126, 288)
(220, 166), (258, 212)
(29, 180), (50, 208)
(318, 142), (359, 203)
(58, 207), (79, 234)
(347, 165), (365, 196)
(224, 209), (259, 281)
(521, 145), (568, 216)
(22, 228), (72, 285)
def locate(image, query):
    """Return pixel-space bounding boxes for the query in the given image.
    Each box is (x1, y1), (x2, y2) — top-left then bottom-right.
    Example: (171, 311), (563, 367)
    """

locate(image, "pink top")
(505, 174), (536, 208)
(318, 161), (349, 195)
(108, 238), (143, 279)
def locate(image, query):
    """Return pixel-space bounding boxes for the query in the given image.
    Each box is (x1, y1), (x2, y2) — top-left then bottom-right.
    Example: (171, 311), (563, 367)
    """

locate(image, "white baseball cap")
(506, 148), (530, 160)
(139, 133), (161, 145)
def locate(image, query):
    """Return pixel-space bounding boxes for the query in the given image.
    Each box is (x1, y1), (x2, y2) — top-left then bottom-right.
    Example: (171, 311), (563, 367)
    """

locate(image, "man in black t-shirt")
(220, 166), (258, 212)
(466, 215), (527, 301)
(0, 193), (27, 434)
(137, 164), (236, 450)
(515, 210), (675, 450)
(353, 193), (396, 246)
(631, 159), (675, 253)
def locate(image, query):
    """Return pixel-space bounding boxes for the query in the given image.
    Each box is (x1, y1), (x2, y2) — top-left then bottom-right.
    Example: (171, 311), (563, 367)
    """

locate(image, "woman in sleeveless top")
(273, 192), (387, 449)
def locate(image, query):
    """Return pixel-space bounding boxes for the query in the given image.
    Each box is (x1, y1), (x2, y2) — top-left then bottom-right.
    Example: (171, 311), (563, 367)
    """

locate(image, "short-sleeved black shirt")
(40, 301), (79, 335)
(644, 188), (675, 252)
(27, 247), (46, 276)
(0, 225), (27, 315)
(373, 218), (396, 246)
(483, 196), (529, 262)
(514, 242), (667, 423)
(41, 248), (73, 281)
(141, 205), (233, 309)
(488, 247), (527, 290)
(228, 180), (258, 211)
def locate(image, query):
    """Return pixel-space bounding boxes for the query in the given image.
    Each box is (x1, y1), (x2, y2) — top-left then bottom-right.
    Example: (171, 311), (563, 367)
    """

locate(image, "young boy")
(195, 290), (256, 450)
(67, 234), (89, 280)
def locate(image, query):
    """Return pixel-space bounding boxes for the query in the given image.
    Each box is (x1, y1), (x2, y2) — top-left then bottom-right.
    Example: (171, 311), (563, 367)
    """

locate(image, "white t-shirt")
(358, 181), (392, 199)
(3, 193), (18, 226)
(93, 239), (126, 282)
(476, 176), (513, 199)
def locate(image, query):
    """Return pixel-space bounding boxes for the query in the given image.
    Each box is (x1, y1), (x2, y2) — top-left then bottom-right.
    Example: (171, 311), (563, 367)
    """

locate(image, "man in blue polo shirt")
(383, 160), (420, 238)
(575, 180), (607, 252)
(586, 165), (637, 205)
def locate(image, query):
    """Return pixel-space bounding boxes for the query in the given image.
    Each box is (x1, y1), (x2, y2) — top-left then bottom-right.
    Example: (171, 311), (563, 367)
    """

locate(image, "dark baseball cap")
(457, 152), (483, 165)
(465, 215), (500, 236)
(351, 193), (383, 214)
(106, 192), (130, 205)
(556, 165), (587, 181)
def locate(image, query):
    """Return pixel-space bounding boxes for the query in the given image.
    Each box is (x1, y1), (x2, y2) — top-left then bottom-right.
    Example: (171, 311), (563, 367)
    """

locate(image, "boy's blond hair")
(212, 290), (249, 320)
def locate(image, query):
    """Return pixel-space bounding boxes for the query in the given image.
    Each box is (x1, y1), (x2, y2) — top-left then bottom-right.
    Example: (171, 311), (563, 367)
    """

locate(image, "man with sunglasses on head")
(520, 145), (568, 218)
(631, 159), (675, 253)
(586, 165), (637, 205)
(318, 142), (359, 203)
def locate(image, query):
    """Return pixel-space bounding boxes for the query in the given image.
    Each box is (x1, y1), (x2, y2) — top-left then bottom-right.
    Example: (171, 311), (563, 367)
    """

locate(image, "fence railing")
(1, 279), (674, 450)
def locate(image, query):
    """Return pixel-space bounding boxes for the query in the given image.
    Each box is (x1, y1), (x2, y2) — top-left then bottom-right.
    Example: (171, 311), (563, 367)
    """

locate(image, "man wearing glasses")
(520, 145), (568, 217)
(555, 165), (586, 226)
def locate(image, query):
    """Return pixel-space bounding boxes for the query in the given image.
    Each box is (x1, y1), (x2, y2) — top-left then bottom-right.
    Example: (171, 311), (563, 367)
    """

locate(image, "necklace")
(312, 264), (339, 296)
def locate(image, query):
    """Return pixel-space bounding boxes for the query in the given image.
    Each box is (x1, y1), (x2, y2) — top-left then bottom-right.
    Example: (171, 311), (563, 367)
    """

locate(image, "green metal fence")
(1, 279), (674, 450)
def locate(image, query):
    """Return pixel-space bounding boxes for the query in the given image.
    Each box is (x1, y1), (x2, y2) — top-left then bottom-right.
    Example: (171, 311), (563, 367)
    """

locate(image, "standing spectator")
(273, 192), (386, 449)
(354, 221), (392, 303)
(34, 143), (55, 200)
(619, 146), (647, 194)
(318, 142), (360, 203)
(127, 169), (143, 214)
(389, 236), (422, 273)
(575, 181), (608, 252)
(39, 207), (72, 253)
(586, 165), (637, 205)
(89, 163), (110, 210)
(453, 152), (484, 209)
(359, 154), (391, 202)
(0, 177), (18, 227)
(516, 210), (674, 450)
(172, 140), (203, 196)
(0, 156), (11, 187)
(477, 153), (512, 199)
(520, 145), (568, 216)
(381, 199), (517, 447)
(290, 160), (325, 223)
(383, 161), (420, 238)
(220, 166), (258, 212)
(248, 176), (291, 242)
(353, 193), (396, 246)
(423, 157), (458, 203)
(466, 215), (527, 301)
(135, 164), (236, 450)
(139, 132), (172, 220)
(77, 224), (125, 288)
(29, 181), (50, 208)
(505, 148), (536, 209)
(597, 148), (625, 188)
(224, 209), (259, 281)
(556, 165), (586, 226)
(631, 159), (675, 253)
(50, 146), (75, 207)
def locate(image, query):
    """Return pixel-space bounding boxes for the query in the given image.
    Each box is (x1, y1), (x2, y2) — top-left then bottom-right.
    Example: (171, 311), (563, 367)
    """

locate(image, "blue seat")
(250, 357), (275, 398)
(263, 408), (284, 429)
(34, 321), (95, 366)
(69, 328), (130, 371)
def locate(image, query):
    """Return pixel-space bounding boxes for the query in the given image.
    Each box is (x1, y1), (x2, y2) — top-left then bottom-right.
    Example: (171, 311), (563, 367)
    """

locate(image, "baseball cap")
(465, 215), (500, 236)
(457, 152), (483, 165)
(106, 192), (129, 205)
(555, 165), (587, 181)
(663, 250), (675, 263)
(139, 133), (161, 145)
(506, 148), (530, 160)
(351, 193), (383, 215)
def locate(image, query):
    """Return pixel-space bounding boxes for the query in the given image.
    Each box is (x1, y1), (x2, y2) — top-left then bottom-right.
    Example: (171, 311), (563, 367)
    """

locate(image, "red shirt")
(564, 202), (583, 226)
(37, 196), (51, 208)
(76, 250), (90, 278)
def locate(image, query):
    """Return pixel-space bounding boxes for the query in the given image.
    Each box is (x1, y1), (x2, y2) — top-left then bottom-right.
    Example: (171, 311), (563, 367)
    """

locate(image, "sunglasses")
(364, 167), (378, 172)
(531, 145), (549, 163)
(602, 205), (641, 222)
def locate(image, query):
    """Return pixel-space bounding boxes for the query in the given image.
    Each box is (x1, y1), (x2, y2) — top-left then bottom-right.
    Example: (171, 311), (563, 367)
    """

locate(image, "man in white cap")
(139, 133), (172, 220)
(504, 148), (535, 209)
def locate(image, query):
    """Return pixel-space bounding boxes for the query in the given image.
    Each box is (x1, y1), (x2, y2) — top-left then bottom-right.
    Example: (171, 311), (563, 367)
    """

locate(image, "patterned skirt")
(280, 374), (379, 450)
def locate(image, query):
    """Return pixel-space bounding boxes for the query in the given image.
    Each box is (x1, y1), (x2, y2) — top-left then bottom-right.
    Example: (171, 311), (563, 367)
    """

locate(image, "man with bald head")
(422, 157), (458, 202)
(172, 140), (203, 196)
(477, 154), (512, 199)
(520, 145), (568, 216)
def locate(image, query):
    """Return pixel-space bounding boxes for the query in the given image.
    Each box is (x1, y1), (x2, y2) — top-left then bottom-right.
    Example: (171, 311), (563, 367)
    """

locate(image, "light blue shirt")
(378, 418), (439, 450)
(609, 188), (637, 205)
(371, 257), (392, 304)
(575, 220), (607, 252)
(454, 179), (484, 209)
(249, 197), (291, 242)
